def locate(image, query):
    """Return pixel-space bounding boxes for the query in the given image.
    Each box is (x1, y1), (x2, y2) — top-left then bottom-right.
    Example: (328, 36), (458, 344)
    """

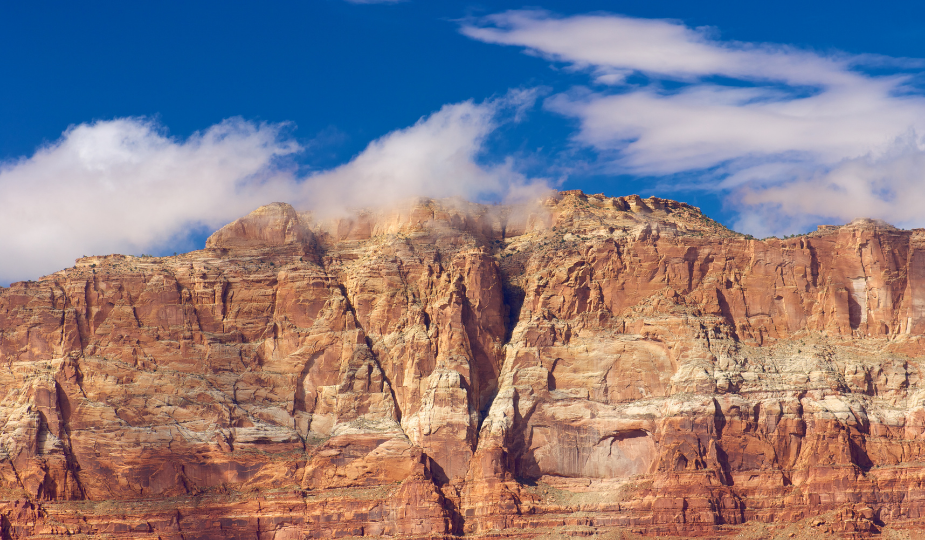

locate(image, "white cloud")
(734, 136), (925, 237)
(0, 118), (300, 283)
(0, 94), (546, 283)
(461, 10), (859, 87)
(462, 10), (925, 235)
(294, 90), (549, 218)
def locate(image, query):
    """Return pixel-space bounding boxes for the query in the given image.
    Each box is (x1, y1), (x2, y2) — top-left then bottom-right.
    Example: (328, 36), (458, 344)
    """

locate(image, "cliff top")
(203, 190), (742, 252)
(9, 190), (906, 289)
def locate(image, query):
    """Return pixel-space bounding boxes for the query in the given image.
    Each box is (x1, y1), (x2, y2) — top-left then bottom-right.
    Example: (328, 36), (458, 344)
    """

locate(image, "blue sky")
(3, 1), (925, 282)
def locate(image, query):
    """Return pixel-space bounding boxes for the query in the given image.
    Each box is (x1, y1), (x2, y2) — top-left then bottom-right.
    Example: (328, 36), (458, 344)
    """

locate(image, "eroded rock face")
(2, 192), (925, 538)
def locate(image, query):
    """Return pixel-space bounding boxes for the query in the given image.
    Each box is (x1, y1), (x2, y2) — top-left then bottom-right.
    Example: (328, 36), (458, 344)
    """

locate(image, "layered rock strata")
(2, 191), (925, 538)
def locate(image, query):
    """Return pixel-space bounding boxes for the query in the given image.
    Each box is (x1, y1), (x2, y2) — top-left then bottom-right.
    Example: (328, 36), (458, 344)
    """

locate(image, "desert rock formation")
(2, 191), (925, 538)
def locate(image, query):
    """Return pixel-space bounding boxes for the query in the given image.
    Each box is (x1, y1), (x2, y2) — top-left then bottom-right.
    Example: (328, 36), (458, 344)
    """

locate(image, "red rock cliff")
(2, 191), (925, 538)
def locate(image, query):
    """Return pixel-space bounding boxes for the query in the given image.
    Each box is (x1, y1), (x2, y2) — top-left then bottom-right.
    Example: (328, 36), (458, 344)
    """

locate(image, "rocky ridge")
(2, 190), (925, 538)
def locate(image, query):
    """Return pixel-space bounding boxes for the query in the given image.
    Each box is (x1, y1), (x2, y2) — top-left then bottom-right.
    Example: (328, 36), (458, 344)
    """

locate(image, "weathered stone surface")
(3, 192), (925, 538)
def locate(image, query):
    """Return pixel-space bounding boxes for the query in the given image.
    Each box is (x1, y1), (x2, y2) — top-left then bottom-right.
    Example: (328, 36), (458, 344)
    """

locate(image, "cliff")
(2, 191), (925, 538)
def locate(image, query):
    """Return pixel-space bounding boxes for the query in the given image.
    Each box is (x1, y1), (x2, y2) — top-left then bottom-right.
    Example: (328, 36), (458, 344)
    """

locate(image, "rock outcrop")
(2, 191), (925, 538)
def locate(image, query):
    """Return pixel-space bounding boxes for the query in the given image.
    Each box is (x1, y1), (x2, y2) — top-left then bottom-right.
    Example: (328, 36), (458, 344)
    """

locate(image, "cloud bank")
(0, 95), (544, 283)
(462, 10), (925, 236)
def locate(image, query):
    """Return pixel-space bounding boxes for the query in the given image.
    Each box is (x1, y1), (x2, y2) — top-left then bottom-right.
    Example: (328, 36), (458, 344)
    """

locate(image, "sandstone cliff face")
(2, 191), (925, 538)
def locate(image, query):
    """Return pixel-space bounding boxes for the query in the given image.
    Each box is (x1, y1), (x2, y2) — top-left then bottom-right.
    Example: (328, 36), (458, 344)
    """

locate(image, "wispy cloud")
(0, 93), (546, 283)
(462, 10), (925, 235)
(462, 10), (862, 86)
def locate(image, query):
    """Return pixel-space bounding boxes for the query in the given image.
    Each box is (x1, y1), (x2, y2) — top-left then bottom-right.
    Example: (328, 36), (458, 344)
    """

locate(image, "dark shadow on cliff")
(715, 288), (740, 342)
(498, 250), (529, 343)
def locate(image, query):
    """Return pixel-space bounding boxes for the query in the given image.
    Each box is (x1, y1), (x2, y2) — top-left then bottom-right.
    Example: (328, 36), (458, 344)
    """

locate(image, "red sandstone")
(1, 191), (925, 538)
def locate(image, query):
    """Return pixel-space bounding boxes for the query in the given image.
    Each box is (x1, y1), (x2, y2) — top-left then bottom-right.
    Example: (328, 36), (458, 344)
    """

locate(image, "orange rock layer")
(2, 191), (925, 538)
